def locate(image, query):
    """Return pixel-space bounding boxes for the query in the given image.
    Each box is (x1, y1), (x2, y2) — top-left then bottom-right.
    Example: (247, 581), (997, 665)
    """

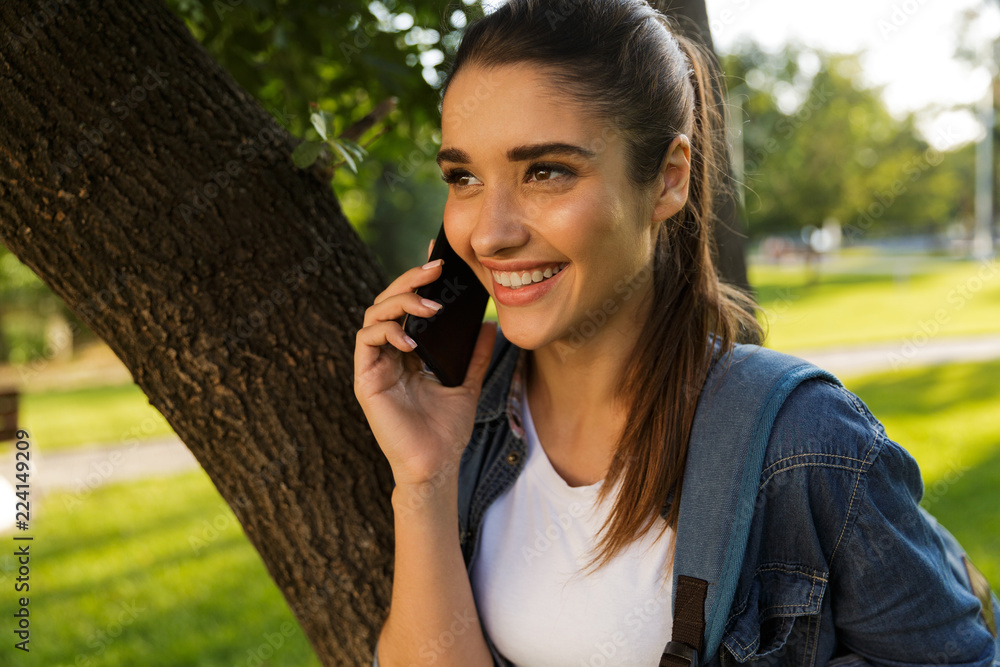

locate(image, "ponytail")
(671, 29), (722, 261)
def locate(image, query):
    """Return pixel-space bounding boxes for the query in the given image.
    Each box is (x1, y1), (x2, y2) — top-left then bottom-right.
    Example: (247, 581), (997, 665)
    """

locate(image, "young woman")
(354, 1), (999, 664)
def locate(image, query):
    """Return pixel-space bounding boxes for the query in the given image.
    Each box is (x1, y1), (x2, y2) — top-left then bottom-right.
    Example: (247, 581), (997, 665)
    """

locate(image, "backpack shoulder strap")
(661, 343), (840, 666)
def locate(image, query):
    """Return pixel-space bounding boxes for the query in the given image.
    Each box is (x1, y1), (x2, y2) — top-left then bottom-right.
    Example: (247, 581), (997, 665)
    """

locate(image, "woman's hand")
(354, 239), (498, 489)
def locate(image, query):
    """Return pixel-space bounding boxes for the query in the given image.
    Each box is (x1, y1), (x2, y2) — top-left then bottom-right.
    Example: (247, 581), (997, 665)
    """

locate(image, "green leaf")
(338, 137), (368, 162)
(330, 139), (358, 173)
(292, 140), (324, 169)
(309, 111), (329, 140)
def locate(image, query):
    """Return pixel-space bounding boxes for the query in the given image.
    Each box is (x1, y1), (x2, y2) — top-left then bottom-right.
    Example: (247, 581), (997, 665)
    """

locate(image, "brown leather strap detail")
(661, 576), (707, 665)
(660, 642), (697, 666)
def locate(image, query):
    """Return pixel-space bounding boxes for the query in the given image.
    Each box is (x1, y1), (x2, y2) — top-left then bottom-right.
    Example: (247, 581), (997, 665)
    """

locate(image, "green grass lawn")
(20, 383), (174, 451)
(751, 256), (1000, 351)
(1, 471), (321, 667)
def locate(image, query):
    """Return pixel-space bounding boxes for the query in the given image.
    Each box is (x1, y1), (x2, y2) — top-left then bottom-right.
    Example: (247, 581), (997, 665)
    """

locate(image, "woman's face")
(438, 63), (688, 353)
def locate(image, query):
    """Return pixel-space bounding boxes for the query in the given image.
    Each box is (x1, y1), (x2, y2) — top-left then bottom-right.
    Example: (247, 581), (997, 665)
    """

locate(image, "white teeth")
(491, 263), (567, 290)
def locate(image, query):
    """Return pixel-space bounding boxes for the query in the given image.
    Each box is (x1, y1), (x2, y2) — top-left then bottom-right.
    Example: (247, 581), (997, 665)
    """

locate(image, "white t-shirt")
(469, 385), (674, 666)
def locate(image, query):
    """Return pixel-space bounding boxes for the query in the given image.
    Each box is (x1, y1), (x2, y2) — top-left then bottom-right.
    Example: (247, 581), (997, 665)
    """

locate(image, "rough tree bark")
(1, 1), (394, 664)
(659, 0), (753, 294)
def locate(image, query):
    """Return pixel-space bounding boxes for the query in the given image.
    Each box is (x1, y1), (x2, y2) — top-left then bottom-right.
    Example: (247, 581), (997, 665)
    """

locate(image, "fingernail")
(420, 298), (443, 311)
(422, 259), (444, 269)
(403, 335), (417, 349)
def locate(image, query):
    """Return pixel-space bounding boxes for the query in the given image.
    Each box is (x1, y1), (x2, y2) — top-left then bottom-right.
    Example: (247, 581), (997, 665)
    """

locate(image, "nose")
(468, 186), (531, 260)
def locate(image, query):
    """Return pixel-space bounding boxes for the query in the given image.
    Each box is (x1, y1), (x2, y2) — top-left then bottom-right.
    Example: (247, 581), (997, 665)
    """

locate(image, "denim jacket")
(375, 329), (999, 666)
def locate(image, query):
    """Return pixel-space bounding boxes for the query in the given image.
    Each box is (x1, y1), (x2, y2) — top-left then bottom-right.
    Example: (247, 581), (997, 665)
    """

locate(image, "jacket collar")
(474, 326), (525, 428)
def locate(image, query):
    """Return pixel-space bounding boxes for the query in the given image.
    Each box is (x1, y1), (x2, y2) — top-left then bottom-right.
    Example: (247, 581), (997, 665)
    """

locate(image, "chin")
(497, 316), (583, 361)
(495, 315), (548, 351)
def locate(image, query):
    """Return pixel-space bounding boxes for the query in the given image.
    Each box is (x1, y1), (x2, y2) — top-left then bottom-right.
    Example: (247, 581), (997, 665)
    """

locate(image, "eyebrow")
(435, 142), (597, 167)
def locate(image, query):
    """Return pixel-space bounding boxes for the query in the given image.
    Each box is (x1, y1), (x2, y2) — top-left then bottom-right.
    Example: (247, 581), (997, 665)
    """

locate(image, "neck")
(526, 284), (653, 437)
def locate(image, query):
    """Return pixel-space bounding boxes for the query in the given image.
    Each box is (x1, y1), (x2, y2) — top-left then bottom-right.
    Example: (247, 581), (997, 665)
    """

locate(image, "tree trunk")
(0, 1), (395, 664)
(658, 0), (753, 294)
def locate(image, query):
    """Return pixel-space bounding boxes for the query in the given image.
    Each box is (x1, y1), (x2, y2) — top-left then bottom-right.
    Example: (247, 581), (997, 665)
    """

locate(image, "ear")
(649, 134), (691, 224)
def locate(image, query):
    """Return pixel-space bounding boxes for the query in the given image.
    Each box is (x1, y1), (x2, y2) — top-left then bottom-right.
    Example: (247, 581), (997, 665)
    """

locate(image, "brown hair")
(441, 0), (762, 575)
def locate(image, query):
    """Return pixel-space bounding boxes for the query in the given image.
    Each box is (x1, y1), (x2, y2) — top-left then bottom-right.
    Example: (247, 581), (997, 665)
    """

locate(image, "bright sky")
(705, 0), (1000, 149)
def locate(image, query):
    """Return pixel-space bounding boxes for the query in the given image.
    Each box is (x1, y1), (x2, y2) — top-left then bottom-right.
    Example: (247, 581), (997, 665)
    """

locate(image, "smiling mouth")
(491, 262), (568, 289)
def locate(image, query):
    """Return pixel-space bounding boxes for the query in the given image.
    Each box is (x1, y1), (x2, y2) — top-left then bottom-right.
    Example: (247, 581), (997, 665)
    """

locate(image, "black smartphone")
(402, 224), (490, 387)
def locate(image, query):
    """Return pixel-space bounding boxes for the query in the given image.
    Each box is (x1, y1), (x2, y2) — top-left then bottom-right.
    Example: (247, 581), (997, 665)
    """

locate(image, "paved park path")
(2, 334), (999, 499)
(787, 333), (1000, 377)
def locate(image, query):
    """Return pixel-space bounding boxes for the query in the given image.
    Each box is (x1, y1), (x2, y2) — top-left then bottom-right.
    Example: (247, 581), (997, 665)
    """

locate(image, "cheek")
(542, 182), (622, 243)
(443, 214), (494, 290)
(559, 187), (637, 263)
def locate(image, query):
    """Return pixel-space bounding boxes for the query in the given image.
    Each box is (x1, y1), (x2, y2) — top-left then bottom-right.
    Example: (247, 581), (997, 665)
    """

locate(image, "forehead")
(440, 63), (609, 153)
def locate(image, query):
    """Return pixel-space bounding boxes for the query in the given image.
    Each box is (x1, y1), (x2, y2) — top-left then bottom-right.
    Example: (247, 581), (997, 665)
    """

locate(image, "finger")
(373, 259), (445, 306)
(354, 321), (418, 378)
(461, 321), (499, 391)
(363, 291), (444, 329)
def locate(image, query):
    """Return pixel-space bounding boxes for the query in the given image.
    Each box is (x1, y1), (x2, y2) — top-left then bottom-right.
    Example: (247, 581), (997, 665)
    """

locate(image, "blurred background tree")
(0, 243), (94, 365)
(722, 42), (975, 243)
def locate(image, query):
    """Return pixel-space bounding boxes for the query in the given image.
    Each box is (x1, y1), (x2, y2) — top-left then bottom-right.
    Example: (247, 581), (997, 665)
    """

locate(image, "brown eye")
(528, 164), (573, 183)
(441, 169), (482, 188)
